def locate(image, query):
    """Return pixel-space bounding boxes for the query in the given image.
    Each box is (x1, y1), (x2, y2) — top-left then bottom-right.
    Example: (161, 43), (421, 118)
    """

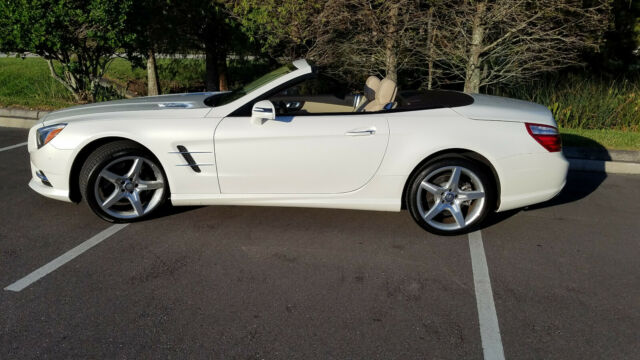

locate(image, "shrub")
(501, 74), (640, 132)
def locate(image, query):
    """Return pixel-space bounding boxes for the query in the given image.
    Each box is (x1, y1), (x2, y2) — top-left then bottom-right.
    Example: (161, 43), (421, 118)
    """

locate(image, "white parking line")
(469, 230), (505, 360)
(0, 142), (27, 152)
(4, 224), (128, 292)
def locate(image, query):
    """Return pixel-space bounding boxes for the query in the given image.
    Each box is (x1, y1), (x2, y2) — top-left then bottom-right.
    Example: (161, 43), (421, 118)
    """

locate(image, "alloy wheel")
(93, 156), (165, 220)
(415, 166), (486, 231)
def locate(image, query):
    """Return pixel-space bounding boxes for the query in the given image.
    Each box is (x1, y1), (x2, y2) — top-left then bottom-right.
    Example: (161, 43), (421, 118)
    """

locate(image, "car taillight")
(525, 123), (562, 152)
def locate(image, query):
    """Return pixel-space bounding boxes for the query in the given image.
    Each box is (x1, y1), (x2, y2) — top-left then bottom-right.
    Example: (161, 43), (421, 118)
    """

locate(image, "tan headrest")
(364, 76), (381, 100)
(376, 78), (397, 105)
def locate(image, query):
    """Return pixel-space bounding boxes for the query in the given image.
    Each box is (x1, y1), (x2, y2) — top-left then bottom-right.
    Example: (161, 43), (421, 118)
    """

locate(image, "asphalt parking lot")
(1, 127), (639, 359)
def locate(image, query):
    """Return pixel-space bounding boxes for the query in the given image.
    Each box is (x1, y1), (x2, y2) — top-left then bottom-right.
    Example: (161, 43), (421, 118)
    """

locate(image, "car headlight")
(37, 123), (66, 149)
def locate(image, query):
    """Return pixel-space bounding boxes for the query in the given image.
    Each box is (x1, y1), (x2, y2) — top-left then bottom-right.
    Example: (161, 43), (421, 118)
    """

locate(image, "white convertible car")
(28, 59), (568, 235)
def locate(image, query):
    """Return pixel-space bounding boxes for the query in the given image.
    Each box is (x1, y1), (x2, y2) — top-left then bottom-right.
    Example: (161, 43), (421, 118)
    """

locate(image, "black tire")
(79, 140), (168, 223)
(406, 157), (495, 236)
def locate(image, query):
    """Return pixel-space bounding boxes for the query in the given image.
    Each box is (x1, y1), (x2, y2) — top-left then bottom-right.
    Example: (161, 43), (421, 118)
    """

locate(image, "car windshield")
(206, 64), (296, 107)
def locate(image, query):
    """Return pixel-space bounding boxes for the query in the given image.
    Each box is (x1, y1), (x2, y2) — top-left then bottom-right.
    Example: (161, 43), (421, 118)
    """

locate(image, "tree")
(175, 0), (247, 91)
(230, 0), (437, 86)
(228, 0), (324, 61)
(431, 0), (612, 93)
(125, 0), (191, 96)
(310, 0), (434, 84)
(126, 1), (168, 96)
(589, 0), (640, 72)
(0, 0), (134, 102)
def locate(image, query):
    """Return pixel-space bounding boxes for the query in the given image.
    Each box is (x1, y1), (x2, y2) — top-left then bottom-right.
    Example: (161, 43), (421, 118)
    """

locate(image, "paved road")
(1, 127), (638, 359)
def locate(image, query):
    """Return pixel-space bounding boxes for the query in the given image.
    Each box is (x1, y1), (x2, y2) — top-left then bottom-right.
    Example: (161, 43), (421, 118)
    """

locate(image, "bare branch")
(47, 59), (80, 101)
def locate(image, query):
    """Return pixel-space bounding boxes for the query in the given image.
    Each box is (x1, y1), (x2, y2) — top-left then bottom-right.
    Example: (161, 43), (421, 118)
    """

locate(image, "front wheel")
(79, 141), (168, 222)
(406, 158), (495, 236)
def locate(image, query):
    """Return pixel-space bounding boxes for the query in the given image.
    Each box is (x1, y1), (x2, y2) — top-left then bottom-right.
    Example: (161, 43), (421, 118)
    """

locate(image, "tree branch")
(47, 59), (80, 101)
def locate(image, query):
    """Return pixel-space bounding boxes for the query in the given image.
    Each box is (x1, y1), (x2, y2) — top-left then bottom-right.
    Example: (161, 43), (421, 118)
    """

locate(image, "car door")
(214, 112), (389, 194)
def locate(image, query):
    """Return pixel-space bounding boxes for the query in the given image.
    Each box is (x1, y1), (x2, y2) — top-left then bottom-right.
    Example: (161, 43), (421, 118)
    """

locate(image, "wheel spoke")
(457, 191), (485, 202)
(126, 158), (143, 180)
(447, 203), (466, 228)
(101, 189), (124, 209)
(423, 201), (445, 221)
(126, 190), (144, 216)
(137, 180), (163, 191)
(420, 180), (444, 195)
(99, 170), (120, 185)
(447, 167), (462, 190)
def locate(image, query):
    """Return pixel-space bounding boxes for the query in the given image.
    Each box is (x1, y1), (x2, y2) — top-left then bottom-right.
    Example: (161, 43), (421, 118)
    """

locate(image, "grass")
(104, 57), (208, 95)
(0, 57), (211, 109)
(104, 57), (272, 95)
(0, 56), (274, 109)
(0, 57), (76, 110)
(503, 74), (640, 132)
(560, 128), (640, 151)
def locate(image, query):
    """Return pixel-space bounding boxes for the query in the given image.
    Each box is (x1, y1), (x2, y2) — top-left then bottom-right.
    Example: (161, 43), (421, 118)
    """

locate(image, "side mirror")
(251, 100), (276, 125)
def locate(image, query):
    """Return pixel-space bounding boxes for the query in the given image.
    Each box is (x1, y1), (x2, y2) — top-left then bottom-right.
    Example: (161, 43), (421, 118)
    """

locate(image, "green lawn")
(0, 57), (207, 110)
(560, 128), (640, 151)
(0, 57), (76, 110)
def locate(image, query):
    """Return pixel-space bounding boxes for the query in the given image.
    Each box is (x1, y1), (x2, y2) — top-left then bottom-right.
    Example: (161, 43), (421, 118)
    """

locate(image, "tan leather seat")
(363, 78), (398, 112)
(355, 76), (381, 112)
(364, 76), (381, 101)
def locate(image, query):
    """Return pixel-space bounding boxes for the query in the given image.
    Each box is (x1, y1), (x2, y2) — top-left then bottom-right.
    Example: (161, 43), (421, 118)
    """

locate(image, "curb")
(0, 117), (39, 128)
(568, 159), (640, 175)
(564, 146), (640, 163)
(0, 108), (49, 129)
(563, 146), (640, 175)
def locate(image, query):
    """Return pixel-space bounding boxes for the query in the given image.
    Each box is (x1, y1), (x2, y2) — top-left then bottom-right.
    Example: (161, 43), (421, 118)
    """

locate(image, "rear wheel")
(406, 158), (495, 235)
(79, 141), (167, 222)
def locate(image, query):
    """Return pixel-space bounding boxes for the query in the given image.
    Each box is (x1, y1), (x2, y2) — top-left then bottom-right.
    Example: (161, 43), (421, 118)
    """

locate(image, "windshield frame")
(205, 64), (297, 107)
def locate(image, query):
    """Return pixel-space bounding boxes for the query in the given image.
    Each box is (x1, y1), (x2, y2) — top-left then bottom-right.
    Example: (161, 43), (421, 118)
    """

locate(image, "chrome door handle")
(345, 128), (376, 136)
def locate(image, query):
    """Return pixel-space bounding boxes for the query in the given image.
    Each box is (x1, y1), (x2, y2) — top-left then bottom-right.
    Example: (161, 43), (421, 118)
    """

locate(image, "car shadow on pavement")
(481, 170), (607, 229)
(525, 170), (607, 211)
(482, 209), (521, 229)
(151, 204), (203, 220)
(531, 133), (610, 209)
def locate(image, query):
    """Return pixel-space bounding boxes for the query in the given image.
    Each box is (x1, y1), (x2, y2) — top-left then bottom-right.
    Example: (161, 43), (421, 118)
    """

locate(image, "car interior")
(262, 71), (475, 117)
(269, 74), (398, 115)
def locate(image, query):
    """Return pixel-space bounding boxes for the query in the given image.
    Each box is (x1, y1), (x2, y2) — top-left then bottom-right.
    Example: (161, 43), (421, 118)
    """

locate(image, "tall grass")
(105, 57), (206, 94)
(502, 74), (640, 132)
(0, 57), (76, 110)
(104, 57), (273, 95)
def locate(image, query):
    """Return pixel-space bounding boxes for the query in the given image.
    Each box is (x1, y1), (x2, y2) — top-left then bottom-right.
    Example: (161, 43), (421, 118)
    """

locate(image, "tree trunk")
(47, 59), (81, 101)
(147, 49), (160, 96)
(88, 77), (101, 103)
(385, 45), (398, 82)
(427, 8), (435, 90)
(205, 42), (219, 92)
(218, 52), (229, 91)
(464, 2), (487, 93)
(428, 60), (434, 90)
(384, 5), (399, 82)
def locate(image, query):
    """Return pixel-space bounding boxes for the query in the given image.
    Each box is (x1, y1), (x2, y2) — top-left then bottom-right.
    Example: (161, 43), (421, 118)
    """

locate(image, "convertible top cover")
(398, 90), (474, 110)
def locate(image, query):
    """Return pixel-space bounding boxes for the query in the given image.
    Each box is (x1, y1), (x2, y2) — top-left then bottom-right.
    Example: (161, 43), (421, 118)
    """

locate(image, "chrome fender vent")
(175, 145), (201, 173)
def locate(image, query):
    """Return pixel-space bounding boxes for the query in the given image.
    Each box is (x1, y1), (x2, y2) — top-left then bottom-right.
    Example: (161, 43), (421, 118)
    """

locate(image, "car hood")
(452, 94), (556, 127)
(41, 92), (222, 125)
